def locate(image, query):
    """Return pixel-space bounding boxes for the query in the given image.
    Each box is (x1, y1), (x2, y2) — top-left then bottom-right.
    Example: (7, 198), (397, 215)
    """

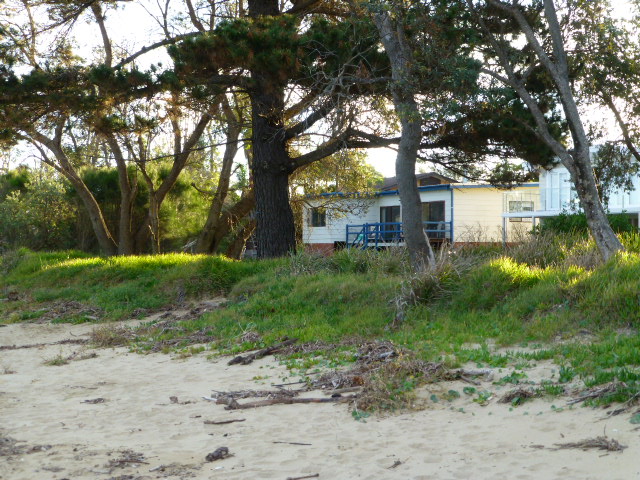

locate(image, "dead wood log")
(203, 418), (246, 425)
(273, 441), (312, 446)
(286, 474), (319, 480)
(221, 395), (356, 410)
(567, 382), (625, 405)
(326, 387), (362, 395)
(227, 337), (298, 366)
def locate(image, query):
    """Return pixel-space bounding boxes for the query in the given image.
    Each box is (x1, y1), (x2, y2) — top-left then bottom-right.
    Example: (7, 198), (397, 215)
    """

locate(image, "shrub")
(539, 211), (635, 235)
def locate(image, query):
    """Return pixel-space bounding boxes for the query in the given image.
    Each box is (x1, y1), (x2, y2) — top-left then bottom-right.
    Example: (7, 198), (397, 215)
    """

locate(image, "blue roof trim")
(453, 183), (539, 190)
(311, 182), (538, 198)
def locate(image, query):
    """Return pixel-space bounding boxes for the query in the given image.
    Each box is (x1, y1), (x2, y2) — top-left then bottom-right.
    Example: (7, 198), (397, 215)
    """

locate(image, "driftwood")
(210, 388), (300, 400)
(567, 382), (624, 405)
(227, 338), (298, 366)
(203, 418), (246, 425)
(286, 475), (319, 480)
(217, 395), (356, 410)
(327, 387), (362, 395)
(499, 388), (538, 405)
(273, 441), (312, 446)
(554, 436), (626, 452)
(0, 338), (88, 351)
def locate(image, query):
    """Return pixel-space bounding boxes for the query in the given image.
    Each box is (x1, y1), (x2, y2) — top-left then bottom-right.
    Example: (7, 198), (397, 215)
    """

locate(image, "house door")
(422, 201), (446, 238)
(380, 206), (401, 241)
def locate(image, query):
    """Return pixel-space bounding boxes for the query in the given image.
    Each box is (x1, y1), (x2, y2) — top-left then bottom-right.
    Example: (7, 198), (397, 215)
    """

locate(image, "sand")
(1, 321), (639, 480)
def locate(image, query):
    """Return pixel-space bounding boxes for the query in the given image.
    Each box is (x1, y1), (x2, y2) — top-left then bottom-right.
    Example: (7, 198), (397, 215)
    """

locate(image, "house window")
(422, 201), (446, 238)
(508, 200), (534, 212)
(508, 200), (534, 222)
(380, 206), (401, 241)
(419, 177), (441, 186)
(422, 201), (445, 222)
(310, 207), (326, 227)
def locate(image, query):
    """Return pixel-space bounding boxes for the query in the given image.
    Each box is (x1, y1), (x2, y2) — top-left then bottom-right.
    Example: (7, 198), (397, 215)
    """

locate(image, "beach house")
(302, 172), (539, 254)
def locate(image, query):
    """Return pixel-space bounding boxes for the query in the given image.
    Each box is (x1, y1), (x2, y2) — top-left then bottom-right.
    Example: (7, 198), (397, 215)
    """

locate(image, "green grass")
(2, 244), (640, 405)
(1, 249), (280, 321)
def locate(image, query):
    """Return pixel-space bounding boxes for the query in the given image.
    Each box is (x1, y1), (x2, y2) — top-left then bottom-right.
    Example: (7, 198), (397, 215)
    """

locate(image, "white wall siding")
(302, 198), (378, 245)
(539, 164), (640, 213)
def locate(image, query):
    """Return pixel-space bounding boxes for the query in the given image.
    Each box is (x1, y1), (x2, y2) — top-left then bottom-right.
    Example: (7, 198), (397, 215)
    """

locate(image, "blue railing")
(346, 221), (452, 249)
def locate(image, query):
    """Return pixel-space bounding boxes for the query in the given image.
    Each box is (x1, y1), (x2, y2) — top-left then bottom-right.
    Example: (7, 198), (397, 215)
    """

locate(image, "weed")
(538, 382), (565, 397)
(444, 389), (460, 401)
(43, 353), (68, 366)
(473, 391), (493, 405)
(462, 386), (476, 396)
(494, 370), (528, 386)
(90, 324), (134, 347)
(558, 365), (576, 383)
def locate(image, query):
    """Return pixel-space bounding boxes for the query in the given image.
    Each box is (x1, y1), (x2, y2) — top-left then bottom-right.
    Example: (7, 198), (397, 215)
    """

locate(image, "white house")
(303, 172), (539, 254)
(502, 163), (640, 241)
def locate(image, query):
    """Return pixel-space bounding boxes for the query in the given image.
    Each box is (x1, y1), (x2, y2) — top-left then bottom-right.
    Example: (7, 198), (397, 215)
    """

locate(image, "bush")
(539, 211), (636, 235)
(0, 180), (78, 251)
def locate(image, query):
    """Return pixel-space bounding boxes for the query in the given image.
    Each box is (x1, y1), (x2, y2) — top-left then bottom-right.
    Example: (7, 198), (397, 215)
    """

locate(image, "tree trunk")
(561, 147), (623, 260)
(225, 219), (257, 259)
(475, 0), (623, 261)
(247, 0), (296, 259)
(250, 94), (296, 258)
(195, 109), (241, 253)
(249, 81), (296, 258)
(374, 12), (435, 270)
(103, 134), (136, 255)
(253, 165), (296, 258)
(30, 130), (118, 256)
(541, 0), (623, 260)
(208, 190), (256, 253)
(134, 110), (213, 252)
(67, 173), (118, 256)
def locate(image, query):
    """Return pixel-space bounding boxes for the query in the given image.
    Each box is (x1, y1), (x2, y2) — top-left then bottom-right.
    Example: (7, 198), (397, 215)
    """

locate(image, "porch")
(346, 221), (453, 249)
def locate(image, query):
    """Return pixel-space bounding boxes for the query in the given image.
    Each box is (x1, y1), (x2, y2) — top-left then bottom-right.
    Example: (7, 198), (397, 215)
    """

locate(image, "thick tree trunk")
(253, 165), (296, 258)
(247, 0), (297, 259)
(374, 12), (435, 270)
(249, 80), (296, 258)
(250, 110), (296, 259)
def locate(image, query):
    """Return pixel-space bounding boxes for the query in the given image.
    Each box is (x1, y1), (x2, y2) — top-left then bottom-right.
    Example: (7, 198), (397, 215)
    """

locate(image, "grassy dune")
(2, 241), (640, 405)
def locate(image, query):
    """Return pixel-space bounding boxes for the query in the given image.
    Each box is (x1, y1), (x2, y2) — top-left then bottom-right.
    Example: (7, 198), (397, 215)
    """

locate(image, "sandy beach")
(1, 321), (638, 480)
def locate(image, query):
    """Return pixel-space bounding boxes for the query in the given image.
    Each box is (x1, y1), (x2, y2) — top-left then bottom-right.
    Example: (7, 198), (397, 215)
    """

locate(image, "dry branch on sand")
(567, 382), (626, 405)
(215, 395), (356, 410)
(0, 338), (87, 351)
(499, 388), (539, 405)
(227, 337), (298, 365)
(203, 418), (246, 425)
(554, 436), (626, 452)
